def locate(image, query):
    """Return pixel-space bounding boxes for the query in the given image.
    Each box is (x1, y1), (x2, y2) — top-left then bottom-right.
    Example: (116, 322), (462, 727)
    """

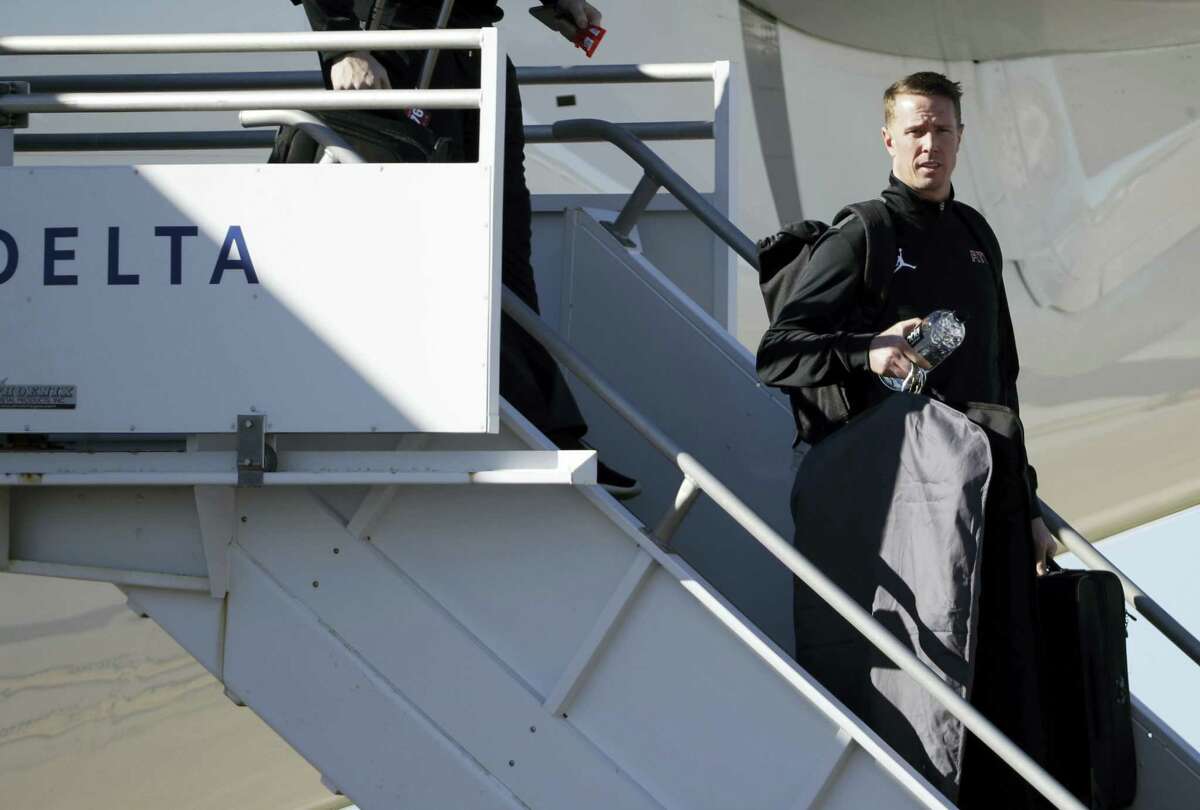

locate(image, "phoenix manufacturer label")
(0, 383), (77, 409)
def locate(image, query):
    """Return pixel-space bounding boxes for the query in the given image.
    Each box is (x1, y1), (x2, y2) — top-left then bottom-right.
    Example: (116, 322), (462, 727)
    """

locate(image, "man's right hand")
(557, 0), (602, 29)
(869, 317), (931, 379)
(330, 51), (391, 90)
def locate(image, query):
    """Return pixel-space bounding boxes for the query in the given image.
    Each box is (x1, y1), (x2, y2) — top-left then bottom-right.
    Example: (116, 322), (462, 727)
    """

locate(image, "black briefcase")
(1038, 563), (1138, 808)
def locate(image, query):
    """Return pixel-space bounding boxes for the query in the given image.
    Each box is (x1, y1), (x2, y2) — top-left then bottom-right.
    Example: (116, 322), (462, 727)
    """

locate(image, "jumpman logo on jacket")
(894, 248), (917, 274)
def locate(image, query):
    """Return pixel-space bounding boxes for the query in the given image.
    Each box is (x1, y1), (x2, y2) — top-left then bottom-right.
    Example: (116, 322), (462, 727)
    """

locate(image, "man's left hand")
(1032, 517), (1058, 576)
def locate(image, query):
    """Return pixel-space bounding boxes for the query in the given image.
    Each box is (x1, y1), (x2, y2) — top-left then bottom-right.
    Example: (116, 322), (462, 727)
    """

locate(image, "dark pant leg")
(493, 59), (587, 441)
(958, 429), (1051, 810)
(378, 46), (587, 440)
(315, 33), (590, 432)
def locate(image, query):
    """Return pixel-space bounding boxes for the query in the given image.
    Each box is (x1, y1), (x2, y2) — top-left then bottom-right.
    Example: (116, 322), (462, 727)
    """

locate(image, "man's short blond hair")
(884, 72), (964, 128)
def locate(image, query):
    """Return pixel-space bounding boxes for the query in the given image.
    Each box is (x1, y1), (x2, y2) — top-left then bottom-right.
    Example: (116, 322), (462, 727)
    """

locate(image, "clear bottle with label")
(880, 309), (966, 393)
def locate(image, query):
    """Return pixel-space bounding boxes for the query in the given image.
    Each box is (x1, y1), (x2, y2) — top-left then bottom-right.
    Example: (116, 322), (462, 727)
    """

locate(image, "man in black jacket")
(291, 0), (638, 497)
(756, 71), (1055, 569)
(756, 72), (1055, 807)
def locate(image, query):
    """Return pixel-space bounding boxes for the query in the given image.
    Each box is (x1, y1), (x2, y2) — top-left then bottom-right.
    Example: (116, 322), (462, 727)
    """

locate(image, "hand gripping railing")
(1040, 500), (1200, 668)
(500, 287), (1084, 809)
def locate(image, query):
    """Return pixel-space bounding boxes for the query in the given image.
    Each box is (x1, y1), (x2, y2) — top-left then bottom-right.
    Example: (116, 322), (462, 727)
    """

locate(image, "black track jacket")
(757, 174), (1041, 512)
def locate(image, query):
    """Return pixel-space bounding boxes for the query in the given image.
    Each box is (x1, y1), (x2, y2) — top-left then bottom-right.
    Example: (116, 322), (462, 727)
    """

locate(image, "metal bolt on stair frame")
(237, 413), (266, 486)
(0, 82), (31, 130)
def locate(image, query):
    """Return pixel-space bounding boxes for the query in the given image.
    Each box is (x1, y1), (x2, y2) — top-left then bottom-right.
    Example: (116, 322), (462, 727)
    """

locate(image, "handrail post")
(606, 170), (661, 247)
(711, 60), (736, 332)
(1040, 500), (1200, 669)
(0, 81), (30, 166)
(652, 476), (702, 548)
(550, 119), (759, 268)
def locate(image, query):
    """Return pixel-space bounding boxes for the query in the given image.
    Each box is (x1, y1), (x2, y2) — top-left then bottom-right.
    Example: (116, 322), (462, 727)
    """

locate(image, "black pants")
(380, 47), (587, 441)
(958, 409), (1052, 810)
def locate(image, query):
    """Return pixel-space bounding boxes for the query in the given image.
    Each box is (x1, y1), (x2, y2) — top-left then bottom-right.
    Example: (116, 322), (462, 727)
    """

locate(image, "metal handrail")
(0, 30), (483, 55)
(500, 289), (1083, 810)
(14, 131), (276, 152)
(548, 119), (758, 267)
(0, 32), (487, 116)
(0, 88), (481, 115)
(3, 63), (722, 94)
(12, 121), (714, 153)
(1040, 500), (1200, 668)
(5, 71), (326, 93)
(527, 120), (713, 143)
(517, 63), (719, 84)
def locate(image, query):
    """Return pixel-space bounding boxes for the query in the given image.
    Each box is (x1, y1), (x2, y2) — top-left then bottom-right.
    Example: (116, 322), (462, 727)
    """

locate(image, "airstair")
(1, 29), (1199, 810)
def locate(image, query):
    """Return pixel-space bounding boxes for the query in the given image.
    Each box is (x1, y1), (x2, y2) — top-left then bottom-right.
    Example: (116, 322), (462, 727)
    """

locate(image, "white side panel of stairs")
(232, 483), (943, 808)
(101, 424), (951, 808)
(558, 207), (799, 652)
(224, 543), (527, 810)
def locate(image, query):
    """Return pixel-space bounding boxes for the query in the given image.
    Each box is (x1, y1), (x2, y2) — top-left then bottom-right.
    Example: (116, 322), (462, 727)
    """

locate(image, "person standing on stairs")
(756, 72), (1057, 807)
(291, 0), (639, 499)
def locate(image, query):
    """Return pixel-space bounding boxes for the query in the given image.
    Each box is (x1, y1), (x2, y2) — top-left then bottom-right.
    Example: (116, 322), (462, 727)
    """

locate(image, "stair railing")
(1039, 501), (1200, 667)
(500, 287), (1084, 810)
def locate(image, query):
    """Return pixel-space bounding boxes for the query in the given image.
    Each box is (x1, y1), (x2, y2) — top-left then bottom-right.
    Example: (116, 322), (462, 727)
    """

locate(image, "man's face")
(882, 93), (963, 202)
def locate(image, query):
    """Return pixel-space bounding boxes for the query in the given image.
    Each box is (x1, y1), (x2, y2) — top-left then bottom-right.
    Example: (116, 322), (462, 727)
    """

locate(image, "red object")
(572, 25), (605, 58)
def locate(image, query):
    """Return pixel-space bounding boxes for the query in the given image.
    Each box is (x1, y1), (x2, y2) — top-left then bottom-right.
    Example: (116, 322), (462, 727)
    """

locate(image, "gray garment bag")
(790, 394), (992, 798)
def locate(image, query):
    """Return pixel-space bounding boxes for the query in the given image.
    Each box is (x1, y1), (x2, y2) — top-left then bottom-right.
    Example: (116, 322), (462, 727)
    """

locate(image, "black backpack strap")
(834, 199), (896, 326)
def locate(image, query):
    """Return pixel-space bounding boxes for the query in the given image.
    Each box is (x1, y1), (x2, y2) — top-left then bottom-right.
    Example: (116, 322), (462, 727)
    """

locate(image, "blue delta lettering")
(0, 225), (259, 286)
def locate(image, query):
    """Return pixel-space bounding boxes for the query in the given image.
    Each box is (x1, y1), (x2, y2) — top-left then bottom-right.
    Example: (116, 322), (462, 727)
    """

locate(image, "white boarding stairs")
(2, 30), (1200, 810)
(2, 409), (957, 810)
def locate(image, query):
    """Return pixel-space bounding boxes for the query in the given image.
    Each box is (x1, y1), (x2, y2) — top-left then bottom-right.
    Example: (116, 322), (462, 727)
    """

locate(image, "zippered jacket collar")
(881, 173), (955, 226)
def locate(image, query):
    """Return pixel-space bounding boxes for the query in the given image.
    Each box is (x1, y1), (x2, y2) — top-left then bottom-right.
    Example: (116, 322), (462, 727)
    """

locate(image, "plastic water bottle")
(881, 310), (966, 393)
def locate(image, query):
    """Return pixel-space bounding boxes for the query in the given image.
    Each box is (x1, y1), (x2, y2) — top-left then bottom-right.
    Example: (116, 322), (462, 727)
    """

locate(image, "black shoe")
(596, 459), (641, 501)
(551, 434), (641, 500)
